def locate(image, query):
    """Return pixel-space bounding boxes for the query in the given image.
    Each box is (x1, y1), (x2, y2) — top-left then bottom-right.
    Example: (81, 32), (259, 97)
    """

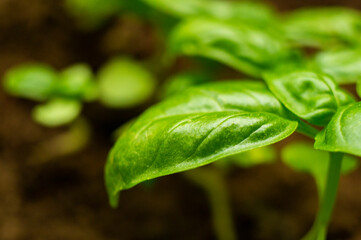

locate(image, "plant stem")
(302, 152), (343, 240)
(183, 167), (236, 240)
(297, 120), (319, 138)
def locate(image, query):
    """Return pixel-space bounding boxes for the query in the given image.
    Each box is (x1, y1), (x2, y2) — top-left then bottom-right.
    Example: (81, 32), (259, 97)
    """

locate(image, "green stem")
(183, 168), (236, 240)
(303, 152), (343, 240)
(297, 120), (319, 138)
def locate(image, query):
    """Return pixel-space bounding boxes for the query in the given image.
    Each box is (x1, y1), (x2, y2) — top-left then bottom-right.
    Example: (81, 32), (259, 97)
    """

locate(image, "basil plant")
(105, 2), (361, 240)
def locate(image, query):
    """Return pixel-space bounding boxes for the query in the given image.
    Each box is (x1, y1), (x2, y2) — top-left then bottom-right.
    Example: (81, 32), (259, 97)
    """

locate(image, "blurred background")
(1, 0), (361, 240)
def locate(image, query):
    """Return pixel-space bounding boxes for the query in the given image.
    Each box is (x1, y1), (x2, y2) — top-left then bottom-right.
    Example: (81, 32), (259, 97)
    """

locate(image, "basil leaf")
(3, 63), (58, 101)
(169, 18), (291, 77)
(138, 81), (293, 125)
(282, 142), (358, 197)
(313, 48), (361, 84)
(97, 57), (156, 109)
(284, 7), (361, 48)
(32, 99), (82, 127)
(106, 111), (297, 206)
(315, 102), (361, 156)
(265, 71), (355, 126)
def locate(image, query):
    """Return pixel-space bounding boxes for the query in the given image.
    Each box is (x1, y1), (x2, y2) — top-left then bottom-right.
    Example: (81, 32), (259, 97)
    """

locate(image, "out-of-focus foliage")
(313, 48), (361, 84)
(284, 7), (361, 48)
(32, 99), (82, 127)
(169, 18), (292, 77)
(4, 63), (58, 101)
(97, 57), (156, 108)
(218, 146), (276, 168)
(161, 71), (212, 98)
(57, 64), (98, 101)
(142, 0), (277, 27)
(64, 0), (123, 29)
(282, 142), (358, 195)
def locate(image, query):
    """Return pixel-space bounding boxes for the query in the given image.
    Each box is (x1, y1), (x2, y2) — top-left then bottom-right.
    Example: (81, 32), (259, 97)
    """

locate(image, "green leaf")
(3, 63), (58, 101)
(64, 0), (123, 29)
(282, 142), (358, 196)
(161, 71), (212, 98)
(218, 145), (276, 168)
(106, 111), (297, 206)
(315, 102), (361, 156)
(142, 0), (276, 27)
(57, 64), (98, 101)
(97, 57), (156, 108)
(284, 7), (361, 48)
(264, 71), (355, 126)
(32, 99), (82, 127)
(138, 81), (293, 124)
(169, 18), (291, 77)
(141, 0), (205, 18)
(313, 48), (361, 84)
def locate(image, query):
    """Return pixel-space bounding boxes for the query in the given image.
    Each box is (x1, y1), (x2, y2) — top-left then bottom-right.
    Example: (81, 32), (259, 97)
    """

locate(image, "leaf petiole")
(303, 152), (343, 240)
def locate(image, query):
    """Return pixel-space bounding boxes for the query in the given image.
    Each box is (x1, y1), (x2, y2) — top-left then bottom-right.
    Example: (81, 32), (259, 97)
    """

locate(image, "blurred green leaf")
(32, 99), (82, 127)
(282, 142), (358, 196)
(142, 0), (277, 27)
(97, 57), (156, 108)
(57, 64), (98, 101)
(64, 0), (123, 29)
(161, 71), (212, 98)
(313, 48), (361, 84)
(169, 18), (292, 77)
(284, 7), (361, 48)
(3, 63), (58, 101)
(218, 146), (277, 168)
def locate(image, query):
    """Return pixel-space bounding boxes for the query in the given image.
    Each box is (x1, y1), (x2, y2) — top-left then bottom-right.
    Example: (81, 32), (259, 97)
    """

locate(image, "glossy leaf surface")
(106, 111), (297, 206)
(315, 102), (361, 156)
(3, 63), (58, 101)
(137, 81), (293, 124)
(32, 99), (82, 127)
(313, 48), (361, 84)
(97, 57), (156, 108)
(284, 7), (361, 47)
(169, 18), (290, 77)
(282, 142), (358, 196)
(265, 71), (354, 126)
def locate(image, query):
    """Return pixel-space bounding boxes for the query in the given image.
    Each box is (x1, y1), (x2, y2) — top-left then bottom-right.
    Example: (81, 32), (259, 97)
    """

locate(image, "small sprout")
(57, 63), (98, 101)
(3, 63), (58, 101)
(32, 99), (82, 127)
(97, 57), (156, 108)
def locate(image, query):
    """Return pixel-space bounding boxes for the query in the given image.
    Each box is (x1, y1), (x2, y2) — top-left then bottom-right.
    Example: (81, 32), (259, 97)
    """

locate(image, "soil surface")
(1, 1), (361, 240)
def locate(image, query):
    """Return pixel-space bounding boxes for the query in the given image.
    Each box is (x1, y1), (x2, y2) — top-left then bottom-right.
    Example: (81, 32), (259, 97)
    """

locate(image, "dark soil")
(1, 1), (361, 240)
